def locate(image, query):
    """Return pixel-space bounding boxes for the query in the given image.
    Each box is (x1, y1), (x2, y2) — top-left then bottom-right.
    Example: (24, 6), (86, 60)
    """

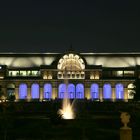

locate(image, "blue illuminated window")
(68, 84), (75, 99)
(115, 83), (124, 99)
(19, 83), (27, 99)
(44, 83), (52, 99)
(76, 83), (84, 99)
(31, 83), (39, 99)
(91, 83), (99, 99)
(103, 84), (112, 99)
(58, 83), (66, 99)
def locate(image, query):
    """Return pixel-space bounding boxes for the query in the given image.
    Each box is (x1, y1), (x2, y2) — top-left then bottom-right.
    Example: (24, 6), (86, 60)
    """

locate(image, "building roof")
(0, 52), (140, 68)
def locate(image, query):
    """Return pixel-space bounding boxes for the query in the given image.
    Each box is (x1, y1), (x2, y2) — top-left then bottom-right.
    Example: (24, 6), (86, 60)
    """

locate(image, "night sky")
(0, 0), (140, 53)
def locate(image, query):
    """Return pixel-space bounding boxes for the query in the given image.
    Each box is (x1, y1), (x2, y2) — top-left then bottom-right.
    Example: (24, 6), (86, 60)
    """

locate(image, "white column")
(112, 87), (116, 102)
(124, 88), (128, 102)
(52, 87), (57, 99)
(27, 86), (31, 101)
(85, 87), (90, 100)
(40, 87), (43, 101)
(99, 87), (103, 102)
(15, 87), (19, 101)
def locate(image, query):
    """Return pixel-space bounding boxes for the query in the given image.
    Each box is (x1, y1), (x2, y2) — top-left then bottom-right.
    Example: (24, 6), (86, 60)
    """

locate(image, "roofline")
(0, 52), (140, 57)
(0, 52), (60, 54)
(0, 52), (140, 54)
(81, 52), (140, 55)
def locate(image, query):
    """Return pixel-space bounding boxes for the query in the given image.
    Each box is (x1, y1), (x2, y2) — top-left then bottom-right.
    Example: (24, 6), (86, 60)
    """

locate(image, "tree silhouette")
(133, 79), (140, 100)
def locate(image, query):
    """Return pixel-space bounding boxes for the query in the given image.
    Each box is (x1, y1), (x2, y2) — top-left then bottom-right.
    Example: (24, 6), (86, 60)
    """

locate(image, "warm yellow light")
(57, 53), (85, 70)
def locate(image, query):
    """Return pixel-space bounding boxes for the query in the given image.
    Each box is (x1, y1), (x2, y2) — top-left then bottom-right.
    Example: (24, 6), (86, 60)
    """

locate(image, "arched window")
(127, 83), (135, 99)
(115, 83), (124, 99)
(31, 83), (39, 99)
(76, 83), (84, 99)
(68, 84), (75, 99)
(44, 83), (52, 99)
(91, 83), (99, 99)
(103, 84), (112, 99)
(57, 53), (85, 79)
(7, 83), (15, 100)
(58, 84), (66, 99)
(19, 83), (27, 99)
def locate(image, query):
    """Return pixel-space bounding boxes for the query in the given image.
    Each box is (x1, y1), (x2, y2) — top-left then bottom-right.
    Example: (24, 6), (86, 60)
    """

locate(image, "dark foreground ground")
(0, 100), (140, 140)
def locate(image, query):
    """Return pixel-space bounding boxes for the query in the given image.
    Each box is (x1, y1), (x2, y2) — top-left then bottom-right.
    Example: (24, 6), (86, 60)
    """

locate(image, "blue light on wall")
(115, 83), (124, 99)
(68, 84), (75, 99)
(31, 83), (39, 99)
(44, 83), (52, 99)
(19, 83), (27, 99)
(91, 83), (99, 99)
(58, 83), (66, 99)
(103, 84), (112, 99)
(76, 83), (84, 99)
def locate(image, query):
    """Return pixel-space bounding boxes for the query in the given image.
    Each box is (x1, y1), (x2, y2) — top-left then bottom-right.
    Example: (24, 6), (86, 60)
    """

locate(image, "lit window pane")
(58, 84), (66, 99)
(76, 83), (84, 99)
(91, 84), (99, 99)
(103, 84), (112, 99)
(19, 84), (27, 99)
(115, 84), (124, 99)
(44, 84), (52, 99)
(31, 83), (39, 99)
(68, 84), (75, 99)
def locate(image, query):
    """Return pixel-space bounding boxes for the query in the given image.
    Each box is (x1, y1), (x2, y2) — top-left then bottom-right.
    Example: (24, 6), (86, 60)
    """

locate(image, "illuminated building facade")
(0, 52), (139, 102)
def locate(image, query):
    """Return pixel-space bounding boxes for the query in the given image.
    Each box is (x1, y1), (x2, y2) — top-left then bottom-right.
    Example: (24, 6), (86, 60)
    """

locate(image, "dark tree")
(133, 79), (140, 100)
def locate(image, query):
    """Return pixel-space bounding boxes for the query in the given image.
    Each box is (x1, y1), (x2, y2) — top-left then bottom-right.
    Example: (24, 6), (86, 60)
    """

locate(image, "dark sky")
(0, 0), (140, 53)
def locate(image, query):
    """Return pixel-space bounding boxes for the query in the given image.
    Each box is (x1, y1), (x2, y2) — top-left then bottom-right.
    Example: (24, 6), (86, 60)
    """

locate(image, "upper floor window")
(123, 71), (134, 77)
(116, 71), (123, 77)
(8, 70), (40, 77)
(43, 71), (52, 79)
(90, 71), (100, 79)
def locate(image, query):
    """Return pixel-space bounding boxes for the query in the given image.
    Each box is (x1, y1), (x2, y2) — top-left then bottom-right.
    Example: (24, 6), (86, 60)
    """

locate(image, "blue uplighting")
(31, 83), (39, 99)
(103, 84), (112, 99)
(19, 83), (27, 99)
(68, 83), (75, 99)
(116, 83), (124, 99)
(91, 83), (99, 99)
(44, 83), (52, 99)
(58, 83), (66, 99)
(76, 83), (84, 99)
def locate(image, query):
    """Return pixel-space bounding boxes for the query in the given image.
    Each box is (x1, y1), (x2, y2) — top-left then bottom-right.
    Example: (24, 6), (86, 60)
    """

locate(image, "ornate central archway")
(57, 53), (85, 79)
